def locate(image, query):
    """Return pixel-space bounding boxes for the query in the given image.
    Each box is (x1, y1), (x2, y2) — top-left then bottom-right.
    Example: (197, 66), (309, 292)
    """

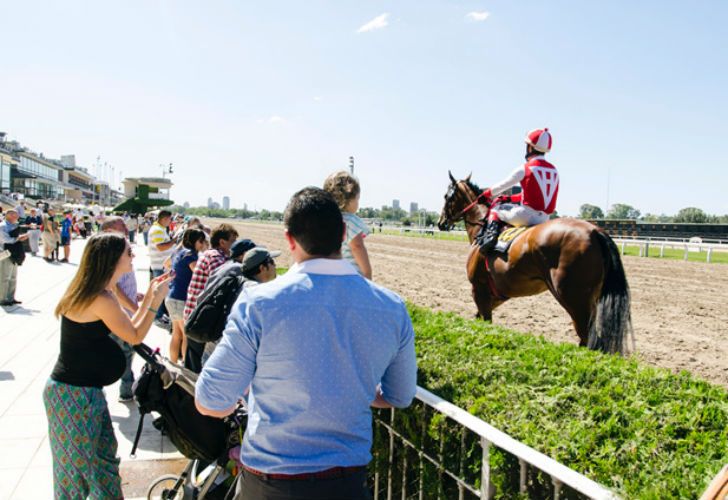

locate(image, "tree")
(641, 213), (673, 223)
(606, 203), (640, 220)
(578, 204), (604, 219)
(673, 207), (707, 224)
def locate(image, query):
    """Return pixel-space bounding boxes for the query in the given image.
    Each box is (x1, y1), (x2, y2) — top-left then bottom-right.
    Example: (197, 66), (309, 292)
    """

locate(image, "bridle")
(442, 182), (489, 229)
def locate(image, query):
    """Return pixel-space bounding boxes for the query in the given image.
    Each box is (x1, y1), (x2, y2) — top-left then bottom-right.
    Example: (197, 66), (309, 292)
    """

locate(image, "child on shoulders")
(324, 171), (372, 279)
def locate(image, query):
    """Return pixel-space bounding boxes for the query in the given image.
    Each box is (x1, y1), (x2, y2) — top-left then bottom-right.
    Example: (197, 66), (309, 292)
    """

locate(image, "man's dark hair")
(284, 187), (343, 256)
(210, 223), (239, 249)
(158, 210), (172, 221)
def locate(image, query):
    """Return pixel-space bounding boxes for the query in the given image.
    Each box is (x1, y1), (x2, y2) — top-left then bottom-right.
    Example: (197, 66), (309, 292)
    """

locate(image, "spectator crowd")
(2, 170), (414, 499)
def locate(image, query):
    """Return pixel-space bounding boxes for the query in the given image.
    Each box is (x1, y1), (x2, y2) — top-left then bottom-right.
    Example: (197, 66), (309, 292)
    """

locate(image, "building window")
(0, 159), (10, 193)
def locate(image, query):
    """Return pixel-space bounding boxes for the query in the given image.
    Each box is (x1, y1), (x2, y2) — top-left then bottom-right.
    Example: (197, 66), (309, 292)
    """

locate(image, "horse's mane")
(465, 179), (481, 194)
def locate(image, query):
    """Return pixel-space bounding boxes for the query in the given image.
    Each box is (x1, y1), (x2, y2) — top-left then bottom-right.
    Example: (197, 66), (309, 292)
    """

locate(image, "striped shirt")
(342, 212), (370, 274)
(184, 248), (228, 319)
(148, 222), (173, 271)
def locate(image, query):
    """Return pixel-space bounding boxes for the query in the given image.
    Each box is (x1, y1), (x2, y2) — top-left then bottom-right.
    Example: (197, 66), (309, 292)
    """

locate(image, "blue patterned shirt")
(196, 258), (417, 474)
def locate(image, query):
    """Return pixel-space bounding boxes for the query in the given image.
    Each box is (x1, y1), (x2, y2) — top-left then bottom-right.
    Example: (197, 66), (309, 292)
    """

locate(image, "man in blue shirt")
(196, 187), (417, 499)
(60, 210), (73, 263)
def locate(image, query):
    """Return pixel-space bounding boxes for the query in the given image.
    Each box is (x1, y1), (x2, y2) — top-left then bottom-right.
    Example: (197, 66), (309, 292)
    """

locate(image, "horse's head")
(438, 171), (482, 231)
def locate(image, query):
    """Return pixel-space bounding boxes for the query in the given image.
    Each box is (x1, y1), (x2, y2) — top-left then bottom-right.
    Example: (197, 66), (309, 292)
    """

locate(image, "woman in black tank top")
(43, 232), (172, 500)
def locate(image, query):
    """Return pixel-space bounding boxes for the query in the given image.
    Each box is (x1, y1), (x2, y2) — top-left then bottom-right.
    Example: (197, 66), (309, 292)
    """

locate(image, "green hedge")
(373, 304), (728, 499)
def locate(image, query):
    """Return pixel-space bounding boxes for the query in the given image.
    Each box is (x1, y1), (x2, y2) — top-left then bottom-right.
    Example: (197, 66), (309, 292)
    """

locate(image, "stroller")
(131, 343), (247, 500)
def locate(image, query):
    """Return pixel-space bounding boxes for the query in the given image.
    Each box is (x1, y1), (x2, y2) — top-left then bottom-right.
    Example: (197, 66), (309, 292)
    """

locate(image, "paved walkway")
(0, 236), (184, 499)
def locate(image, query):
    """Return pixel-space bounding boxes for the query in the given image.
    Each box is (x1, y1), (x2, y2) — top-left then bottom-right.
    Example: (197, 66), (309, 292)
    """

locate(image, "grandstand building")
(589, 220), (728, 241)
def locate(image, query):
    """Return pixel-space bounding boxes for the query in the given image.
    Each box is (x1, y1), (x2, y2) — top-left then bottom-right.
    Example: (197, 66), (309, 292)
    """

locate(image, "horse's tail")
(589, 231), (633, 355)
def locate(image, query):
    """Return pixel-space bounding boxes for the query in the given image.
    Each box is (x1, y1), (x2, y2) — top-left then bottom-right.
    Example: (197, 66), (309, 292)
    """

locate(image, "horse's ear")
(448, 170), (457, 184)
(465, 172), (472, 182)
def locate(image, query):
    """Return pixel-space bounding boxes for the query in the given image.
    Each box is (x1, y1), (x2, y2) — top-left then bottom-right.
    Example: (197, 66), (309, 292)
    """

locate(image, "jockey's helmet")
(525, 128), (552, 153)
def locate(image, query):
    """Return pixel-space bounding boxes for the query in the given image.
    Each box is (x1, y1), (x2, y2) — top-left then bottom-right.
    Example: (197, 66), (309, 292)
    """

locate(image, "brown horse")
(438, 172), (632, 354)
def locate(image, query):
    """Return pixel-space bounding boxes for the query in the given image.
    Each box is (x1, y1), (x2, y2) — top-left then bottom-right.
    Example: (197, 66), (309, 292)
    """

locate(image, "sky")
(1, 1), (727, 216)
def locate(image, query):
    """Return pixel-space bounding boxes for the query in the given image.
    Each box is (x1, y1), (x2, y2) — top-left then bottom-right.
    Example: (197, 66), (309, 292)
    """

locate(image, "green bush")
(371, 304), (728, 499)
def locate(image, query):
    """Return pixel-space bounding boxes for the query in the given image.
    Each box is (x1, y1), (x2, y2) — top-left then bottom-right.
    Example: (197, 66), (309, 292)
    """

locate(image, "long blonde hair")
(55, 233), (127, 317)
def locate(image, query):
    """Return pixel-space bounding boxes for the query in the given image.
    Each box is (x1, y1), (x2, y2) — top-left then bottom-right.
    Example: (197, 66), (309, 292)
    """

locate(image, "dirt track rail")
(218, 220), (728, 388)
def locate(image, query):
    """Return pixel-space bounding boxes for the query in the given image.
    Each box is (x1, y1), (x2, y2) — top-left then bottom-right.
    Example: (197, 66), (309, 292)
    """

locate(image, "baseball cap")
(242, 247), (281, 273)
(230, 239), (257, 259)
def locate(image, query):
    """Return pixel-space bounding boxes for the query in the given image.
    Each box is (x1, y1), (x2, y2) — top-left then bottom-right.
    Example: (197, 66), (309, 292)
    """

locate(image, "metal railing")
(613, 238), (727, 263)
(371, 387), (617, 500)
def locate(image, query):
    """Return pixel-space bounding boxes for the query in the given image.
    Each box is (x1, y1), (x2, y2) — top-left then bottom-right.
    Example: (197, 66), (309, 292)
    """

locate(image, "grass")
(620, 244), (728, 264)
(397, 304), (728, 499)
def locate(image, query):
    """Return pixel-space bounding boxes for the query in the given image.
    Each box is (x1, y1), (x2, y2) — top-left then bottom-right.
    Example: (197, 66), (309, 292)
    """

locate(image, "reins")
(451, 187), (489, 227)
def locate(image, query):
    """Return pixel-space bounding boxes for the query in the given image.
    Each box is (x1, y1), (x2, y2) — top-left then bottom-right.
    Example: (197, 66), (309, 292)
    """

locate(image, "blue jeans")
(111, 334), (134, 398)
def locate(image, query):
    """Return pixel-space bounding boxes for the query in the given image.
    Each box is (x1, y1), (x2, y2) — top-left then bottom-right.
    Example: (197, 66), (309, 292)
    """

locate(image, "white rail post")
(644, 242), (649, 257)
(519, 459), (528, 493)
(684, 244), (689, 261)
(660, 244), (665, 258)
(620, 242), (626, 255)
(552, 478), (563, 500)
(401, 447), (408, 500)
(707, 247), (713, 263)
(387, 409), (395, 500)
(458, 429), (466, 500)
(480, 437), (492, 500)
(418, 408), (426, 500)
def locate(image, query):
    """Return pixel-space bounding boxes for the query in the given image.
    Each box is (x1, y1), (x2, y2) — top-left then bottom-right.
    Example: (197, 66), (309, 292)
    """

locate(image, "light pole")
(161, 163), (174, 178)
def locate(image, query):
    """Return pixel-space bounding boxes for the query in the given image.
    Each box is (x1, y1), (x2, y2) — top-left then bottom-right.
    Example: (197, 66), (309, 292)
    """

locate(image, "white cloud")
(357, 13), (389, 33)
(466, 11), (490, 22)
(313, 96), (323, 102)
(257, 115), (286, 124)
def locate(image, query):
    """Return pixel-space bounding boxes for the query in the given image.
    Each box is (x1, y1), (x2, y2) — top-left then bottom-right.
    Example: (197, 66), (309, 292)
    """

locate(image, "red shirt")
(521, 158), (559, 214)
(184, 248), (228, 319)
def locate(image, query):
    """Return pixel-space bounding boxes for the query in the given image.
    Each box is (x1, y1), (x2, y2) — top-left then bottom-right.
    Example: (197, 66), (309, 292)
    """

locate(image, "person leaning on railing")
(195, 187), (417, 499)
(43, 233), (172, 499)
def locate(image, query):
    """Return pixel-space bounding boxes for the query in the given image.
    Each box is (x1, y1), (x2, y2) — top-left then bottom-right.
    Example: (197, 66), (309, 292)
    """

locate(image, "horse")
(437, 172), (632, 355)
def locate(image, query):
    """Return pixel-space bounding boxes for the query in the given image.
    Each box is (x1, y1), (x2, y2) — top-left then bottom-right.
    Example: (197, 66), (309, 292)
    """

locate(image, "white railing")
(372, 387), (617, 500)
(613, 238), (727, 263)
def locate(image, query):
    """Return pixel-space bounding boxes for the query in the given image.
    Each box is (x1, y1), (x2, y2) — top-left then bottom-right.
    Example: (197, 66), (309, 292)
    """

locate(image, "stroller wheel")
(146, 474), (185, 500)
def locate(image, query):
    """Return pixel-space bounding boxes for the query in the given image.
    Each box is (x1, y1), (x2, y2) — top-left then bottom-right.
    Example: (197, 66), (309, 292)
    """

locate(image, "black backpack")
(131, 344), (228, 462)
(185, 263), (248, 343)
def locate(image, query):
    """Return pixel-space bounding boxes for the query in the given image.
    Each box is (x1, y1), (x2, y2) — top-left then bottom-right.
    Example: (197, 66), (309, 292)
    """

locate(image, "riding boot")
(476, 219), (503, 256)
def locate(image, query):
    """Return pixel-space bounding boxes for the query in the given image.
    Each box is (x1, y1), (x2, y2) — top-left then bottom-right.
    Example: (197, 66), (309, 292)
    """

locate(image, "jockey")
(475, 128), (559, 255)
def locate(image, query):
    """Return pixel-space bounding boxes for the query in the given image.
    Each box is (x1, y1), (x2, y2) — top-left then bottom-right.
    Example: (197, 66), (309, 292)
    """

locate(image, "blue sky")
(1, 1), (726, 216)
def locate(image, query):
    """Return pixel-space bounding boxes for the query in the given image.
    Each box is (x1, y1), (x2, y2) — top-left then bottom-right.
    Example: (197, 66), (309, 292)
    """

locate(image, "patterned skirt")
(43, 379), (122, 499)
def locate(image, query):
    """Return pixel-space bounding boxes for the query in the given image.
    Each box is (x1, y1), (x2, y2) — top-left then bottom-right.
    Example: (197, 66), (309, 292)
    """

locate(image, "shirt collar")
(288, 258), (359, 276)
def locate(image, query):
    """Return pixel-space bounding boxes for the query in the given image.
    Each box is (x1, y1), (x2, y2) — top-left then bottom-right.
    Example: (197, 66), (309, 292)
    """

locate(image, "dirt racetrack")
(222, 221), (728, 388)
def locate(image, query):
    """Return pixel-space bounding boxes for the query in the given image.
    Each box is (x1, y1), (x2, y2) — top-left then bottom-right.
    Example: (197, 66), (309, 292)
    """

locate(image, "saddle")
(493, 226), (529, 254)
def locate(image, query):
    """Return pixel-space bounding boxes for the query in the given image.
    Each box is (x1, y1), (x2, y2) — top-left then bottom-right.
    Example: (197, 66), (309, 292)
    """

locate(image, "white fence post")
(481, 437), (492, 500)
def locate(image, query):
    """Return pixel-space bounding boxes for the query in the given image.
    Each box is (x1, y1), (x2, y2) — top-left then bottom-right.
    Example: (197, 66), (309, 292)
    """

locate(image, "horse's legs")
(548, 270), (600, 347)
(472, 283), (494, 321)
